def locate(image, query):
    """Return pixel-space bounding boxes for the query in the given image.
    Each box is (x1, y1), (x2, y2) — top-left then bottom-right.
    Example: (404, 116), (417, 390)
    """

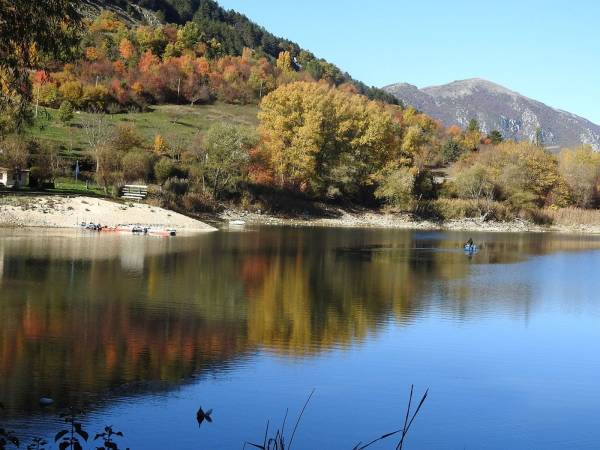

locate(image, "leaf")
(74, 423), (89, 441)
(76, 429), (89, 441)
(94, 433), (103, 440)
(74, 441), (83, 450)
(115, 432), (123, 437)
(59, 442), (70, 450)
(55, 430), (68, 442)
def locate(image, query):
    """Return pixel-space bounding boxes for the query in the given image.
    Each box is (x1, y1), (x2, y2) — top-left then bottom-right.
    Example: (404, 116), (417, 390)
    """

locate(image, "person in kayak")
(465, 238), (474, 250)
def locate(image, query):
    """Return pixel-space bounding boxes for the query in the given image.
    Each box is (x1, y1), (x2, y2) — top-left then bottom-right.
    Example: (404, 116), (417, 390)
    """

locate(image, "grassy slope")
(26, 103), (259, 158)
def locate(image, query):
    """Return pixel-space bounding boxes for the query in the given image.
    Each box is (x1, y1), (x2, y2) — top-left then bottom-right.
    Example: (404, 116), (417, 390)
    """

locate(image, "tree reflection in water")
(1, 228), (599, 414)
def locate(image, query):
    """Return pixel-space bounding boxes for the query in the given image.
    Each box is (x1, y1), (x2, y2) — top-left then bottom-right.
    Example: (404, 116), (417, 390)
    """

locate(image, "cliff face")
(384, 78), (600, 150)
(79, 0), (162, 25)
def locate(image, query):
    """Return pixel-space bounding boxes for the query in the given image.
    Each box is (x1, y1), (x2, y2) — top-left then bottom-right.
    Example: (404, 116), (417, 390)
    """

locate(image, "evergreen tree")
(488, 130), (503, 145)
(535, 127), (544, 147)
(441, 139), (464, 164)
(467, 119), (480, 133)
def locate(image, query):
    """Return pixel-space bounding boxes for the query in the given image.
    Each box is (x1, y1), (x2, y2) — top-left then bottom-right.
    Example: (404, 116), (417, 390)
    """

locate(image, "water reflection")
(0, 228), (599, 417)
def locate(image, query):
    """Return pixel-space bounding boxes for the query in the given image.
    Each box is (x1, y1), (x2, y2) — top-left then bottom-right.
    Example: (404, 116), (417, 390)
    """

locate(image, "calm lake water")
(1, 227), (599, 449)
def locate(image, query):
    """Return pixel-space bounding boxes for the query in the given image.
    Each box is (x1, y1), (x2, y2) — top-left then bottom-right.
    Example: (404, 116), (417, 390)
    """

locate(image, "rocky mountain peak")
(383, 79), (600, 150)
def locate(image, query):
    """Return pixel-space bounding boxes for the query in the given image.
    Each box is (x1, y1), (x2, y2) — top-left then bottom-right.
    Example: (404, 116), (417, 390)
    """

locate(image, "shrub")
(374, 166), (416, 210)
(122, 150), (153, 182)
(423, 198), (514, 222)
(153, 158), (175, 184)
(454, 163), (495, 201)
(164, 176), (189, 195)
(518, 207), (552, 225)
(181, 191), (216, 212)
(544, 206), (600, 226)
(58, 100), (74, 125)
(82, 85), (109, 110)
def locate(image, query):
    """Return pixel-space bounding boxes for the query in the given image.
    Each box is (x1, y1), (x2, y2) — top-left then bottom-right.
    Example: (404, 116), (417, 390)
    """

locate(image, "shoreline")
(0, 195), (216, 232)
(216, 207), (600, 235)
(2, 195), (600, 235)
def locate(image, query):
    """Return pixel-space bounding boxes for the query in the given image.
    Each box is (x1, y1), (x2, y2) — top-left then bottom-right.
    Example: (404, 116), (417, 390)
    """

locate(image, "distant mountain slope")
(384, 78), (600, 150)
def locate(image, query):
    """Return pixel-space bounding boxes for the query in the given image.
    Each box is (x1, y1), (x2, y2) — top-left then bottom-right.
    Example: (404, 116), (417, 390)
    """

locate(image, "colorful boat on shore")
(79, 223), (176, 236)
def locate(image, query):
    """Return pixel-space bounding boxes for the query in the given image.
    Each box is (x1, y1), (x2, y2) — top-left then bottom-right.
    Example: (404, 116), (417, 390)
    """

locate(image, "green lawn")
(0, 178), (107, 198)
(26, 103), (260, 159)
(49, 178), (106, 196)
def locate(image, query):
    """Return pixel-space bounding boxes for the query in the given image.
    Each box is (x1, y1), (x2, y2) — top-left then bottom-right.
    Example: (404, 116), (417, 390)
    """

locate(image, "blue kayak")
(464, 244), (479, 253)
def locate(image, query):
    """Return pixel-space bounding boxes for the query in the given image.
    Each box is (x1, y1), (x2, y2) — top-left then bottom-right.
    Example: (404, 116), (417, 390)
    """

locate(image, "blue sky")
(217, 0), (600, 124)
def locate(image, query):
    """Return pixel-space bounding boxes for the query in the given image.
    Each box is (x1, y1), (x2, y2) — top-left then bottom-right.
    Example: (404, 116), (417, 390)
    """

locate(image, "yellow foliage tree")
(559, 145), (600, 207)
(455, 141), (571, 209)
(153, 134), (167, 155)
(58, 80), (84, 106)
(256, 82), (408, 197)
(275, 51), (293, 73)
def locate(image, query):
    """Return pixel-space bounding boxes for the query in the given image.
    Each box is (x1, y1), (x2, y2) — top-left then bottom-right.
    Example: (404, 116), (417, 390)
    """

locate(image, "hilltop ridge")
(384, 78), (600, 149)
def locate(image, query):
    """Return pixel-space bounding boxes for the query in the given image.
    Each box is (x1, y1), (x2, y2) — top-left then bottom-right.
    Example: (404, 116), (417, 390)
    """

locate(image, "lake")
(1, 227), (599, 449)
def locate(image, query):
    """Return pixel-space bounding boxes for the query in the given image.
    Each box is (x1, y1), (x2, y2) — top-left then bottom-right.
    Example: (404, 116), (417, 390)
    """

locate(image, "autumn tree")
(256, 82), (406, 198)
(454, 141), (570, 210)
(0, 0), (80, 134)
(0, 136), (30, 170)
(119, 38), (136, 61)
(276, 51), (293, 73)
(559, 146), (600, 207)
(177, 22), (202, 50)
(197, 123), (257, 198)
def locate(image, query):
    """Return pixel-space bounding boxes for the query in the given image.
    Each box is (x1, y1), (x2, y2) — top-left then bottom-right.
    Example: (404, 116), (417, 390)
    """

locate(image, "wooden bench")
(121, 184), (148, 200)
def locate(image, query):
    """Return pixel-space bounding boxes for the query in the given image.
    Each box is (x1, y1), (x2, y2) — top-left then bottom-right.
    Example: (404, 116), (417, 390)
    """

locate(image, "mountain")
(82, 0), (398, 104)
(384, 78), (600, 150)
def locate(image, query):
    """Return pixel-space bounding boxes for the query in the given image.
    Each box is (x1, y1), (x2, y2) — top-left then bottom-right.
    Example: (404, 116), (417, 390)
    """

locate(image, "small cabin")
(0, 167), (30, 188)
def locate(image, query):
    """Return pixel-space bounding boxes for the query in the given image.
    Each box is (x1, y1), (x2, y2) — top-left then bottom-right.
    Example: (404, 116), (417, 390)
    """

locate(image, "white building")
(0, 167), (30, 188)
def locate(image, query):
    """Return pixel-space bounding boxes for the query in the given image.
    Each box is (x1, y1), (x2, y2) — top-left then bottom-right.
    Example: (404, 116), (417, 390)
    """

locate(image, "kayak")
(464, 244), (479, 253)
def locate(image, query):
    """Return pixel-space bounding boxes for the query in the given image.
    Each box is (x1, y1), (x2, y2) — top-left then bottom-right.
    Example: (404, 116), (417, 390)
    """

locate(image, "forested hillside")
(83, 0), (398, 104)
